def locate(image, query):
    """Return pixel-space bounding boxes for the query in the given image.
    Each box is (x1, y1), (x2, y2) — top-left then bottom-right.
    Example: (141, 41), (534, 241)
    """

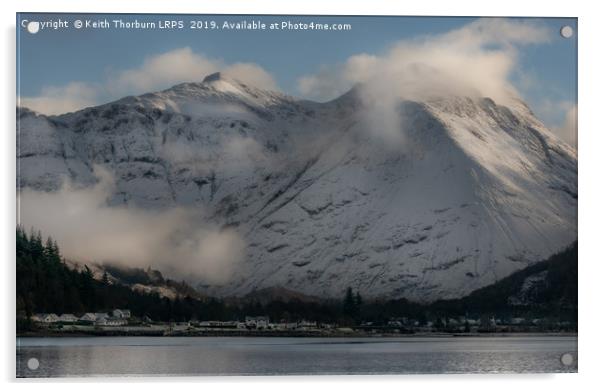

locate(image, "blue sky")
(17, 14), (577, 144)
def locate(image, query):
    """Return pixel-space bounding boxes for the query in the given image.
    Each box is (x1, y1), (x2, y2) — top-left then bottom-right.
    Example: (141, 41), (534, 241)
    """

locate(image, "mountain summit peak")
(202, 72), (225, 83)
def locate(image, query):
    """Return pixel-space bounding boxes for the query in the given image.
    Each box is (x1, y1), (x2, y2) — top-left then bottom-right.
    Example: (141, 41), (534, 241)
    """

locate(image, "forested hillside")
(17, 226), (577, 332)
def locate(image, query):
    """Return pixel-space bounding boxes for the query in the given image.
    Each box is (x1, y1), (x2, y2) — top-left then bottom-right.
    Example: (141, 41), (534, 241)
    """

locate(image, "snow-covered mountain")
(17, 72), (577, 302)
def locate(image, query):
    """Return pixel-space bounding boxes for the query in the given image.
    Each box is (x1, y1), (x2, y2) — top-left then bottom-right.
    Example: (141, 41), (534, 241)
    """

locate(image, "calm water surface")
(16, 335), (577, 377)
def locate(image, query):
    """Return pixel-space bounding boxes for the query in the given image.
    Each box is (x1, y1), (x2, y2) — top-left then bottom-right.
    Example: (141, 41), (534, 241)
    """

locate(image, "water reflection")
(17, 336), (578, 377)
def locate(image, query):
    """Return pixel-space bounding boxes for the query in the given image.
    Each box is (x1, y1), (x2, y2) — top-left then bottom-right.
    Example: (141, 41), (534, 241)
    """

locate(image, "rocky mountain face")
(17, 72), (577, 302)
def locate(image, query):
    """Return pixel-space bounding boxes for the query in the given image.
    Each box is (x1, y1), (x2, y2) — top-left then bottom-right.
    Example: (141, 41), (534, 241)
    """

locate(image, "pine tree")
(354, 291), (362, 307)
(343, 287), (356, 320)
(354, 291), (362, 320)
(52, 239), (61, 261)
(30, 229), (44, 260)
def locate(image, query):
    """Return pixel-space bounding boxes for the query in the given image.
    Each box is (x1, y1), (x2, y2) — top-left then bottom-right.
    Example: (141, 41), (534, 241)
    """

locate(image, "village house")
(388, 320), (403, 328)
(112, 309), (131, 319)
(95, 312), (109, 320)
(34, 313), (60, 323)
(42, 313), (60, 323)
(245, 316), (270, 329)
(79, 313), (96, 322)
(465, 318), (480, 326)
(297, 320), (317, 330)
(447, 318), (460, 327)
(80, 312), (109, 323)
(269, 322), (285, 330)
(510, 317), (527, 325)
(58, 314), (78, 323)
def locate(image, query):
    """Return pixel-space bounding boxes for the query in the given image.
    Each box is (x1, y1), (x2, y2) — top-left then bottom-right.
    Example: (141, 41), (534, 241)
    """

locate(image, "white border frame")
(3, 1), (600, 389)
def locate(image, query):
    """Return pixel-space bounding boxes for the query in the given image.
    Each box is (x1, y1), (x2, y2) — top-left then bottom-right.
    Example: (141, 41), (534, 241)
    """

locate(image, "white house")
(34, 313), (59, 323)
(465, 318), (479, 326)
(245, 316), (270, 329)
(298, 320), (317, 330)
(511, 317), (526, 325)
(59, 314), (78, 323)
(42, 313), (60, 323)
(80, 313), (96, 322)
(94, 312), (109, 320)
(269, 322), (286, 330)
(30, 314), (42, 322)
(112, 309), (131, 319)
(388, 320), (403, 327)
(447, 318), (460, 326)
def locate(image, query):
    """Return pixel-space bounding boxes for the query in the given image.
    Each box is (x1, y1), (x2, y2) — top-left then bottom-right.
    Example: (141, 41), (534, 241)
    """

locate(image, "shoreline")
(17, 329), (577, 338)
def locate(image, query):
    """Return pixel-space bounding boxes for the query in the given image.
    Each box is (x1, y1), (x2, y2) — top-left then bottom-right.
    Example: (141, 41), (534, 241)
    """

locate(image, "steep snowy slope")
(17, 73), (577, 302)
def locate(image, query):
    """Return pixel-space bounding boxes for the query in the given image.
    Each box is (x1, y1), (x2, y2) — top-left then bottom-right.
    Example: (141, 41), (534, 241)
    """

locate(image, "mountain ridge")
(17, 74), (577, 302)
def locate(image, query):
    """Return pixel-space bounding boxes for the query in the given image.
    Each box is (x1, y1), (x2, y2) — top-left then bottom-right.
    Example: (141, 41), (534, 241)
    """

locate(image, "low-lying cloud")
(161, 131), (273, 179)
(18, 166), (245, 285)
(19, 82), (100, 116)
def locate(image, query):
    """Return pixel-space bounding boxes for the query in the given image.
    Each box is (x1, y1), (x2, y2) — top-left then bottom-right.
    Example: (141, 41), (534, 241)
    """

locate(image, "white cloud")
(553, 104), (578, 148)
(296, 18), (551, 146)
(19, 166), (246, 284)
(110, 47), (278, 96)
(21, 47), (278, 115)
(19, 82), (99, 115)
(298, 18), (551, 104)
(222, 62), (278, 91)
(161, 133), (271, 177)
(534, 100), (578, 148)
(110, 47), (220, 93)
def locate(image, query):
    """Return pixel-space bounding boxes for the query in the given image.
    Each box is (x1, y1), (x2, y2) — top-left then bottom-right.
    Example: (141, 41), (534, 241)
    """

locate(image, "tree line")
(17, 226), (577, 331)
(16, 227), (356, 327)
